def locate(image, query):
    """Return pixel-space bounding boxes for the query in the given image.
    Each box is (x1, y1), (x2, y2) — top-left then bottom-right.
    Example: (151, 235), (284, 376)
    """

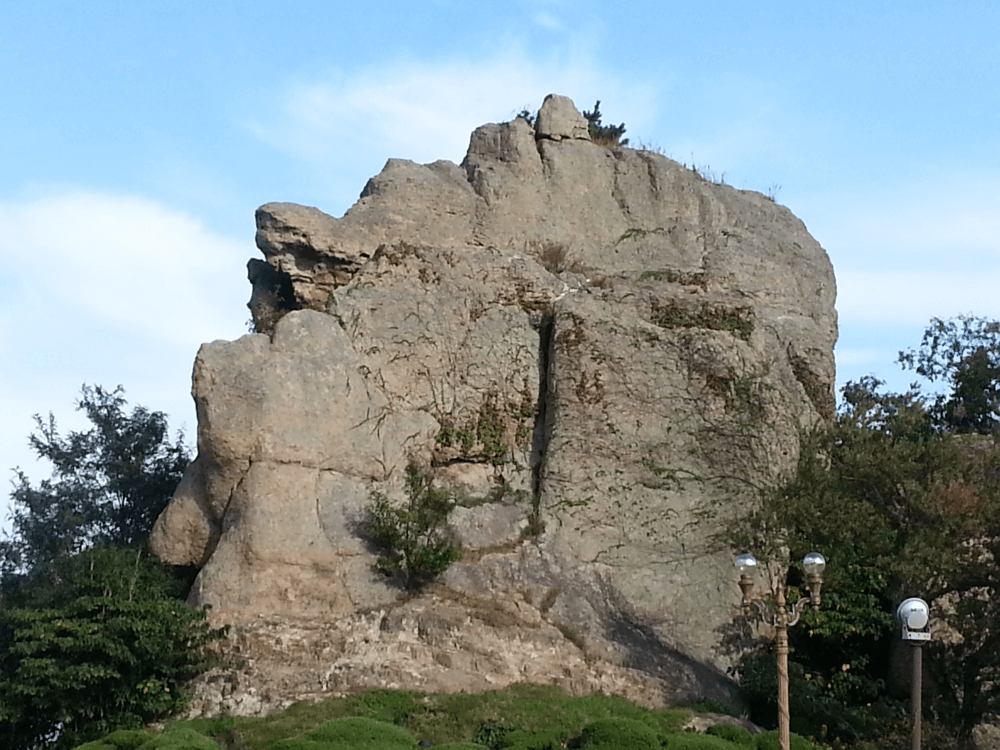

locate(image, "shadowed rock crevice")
(529, 311), (556, 532)
(247, 258), (299, 333)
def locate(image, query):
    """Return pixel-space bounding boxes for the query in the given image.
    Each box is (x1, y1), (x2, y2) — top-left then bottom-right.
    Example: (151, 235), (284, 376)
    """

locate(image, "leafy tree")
(898, 314), (1000, 433)
(726, 320), (1000, 745)
(0, 546), (225, 750)
(2, 385), (190, 587)
(361, 462), (461, 590)
(582, 100), (628, 146)
(0, 387), (214, 749)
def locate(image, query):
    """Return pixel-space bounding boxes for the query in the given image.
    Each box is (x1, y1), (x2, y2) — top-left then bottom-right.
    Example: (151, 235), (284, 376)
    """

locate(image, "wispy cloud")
(0, 192), (250, 495)
(244, 44), (661, 198)
(533, 11), (565, 31)
(829, 174), (1000, 259)
(0, 192), (250, 347)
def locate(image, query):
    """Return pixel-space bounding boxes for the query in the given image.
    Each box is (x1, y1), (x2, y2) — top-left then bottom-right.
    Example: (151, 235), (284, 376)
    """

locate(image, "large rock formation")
(151, 95), (837, 715)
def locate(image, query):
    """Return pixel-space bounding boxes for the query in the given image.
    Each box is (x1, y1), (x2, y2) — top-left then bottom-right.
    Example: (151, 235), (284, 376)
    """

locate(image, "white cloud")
(244, 45), (662, 184)
(0, 192), (250, 347)
(533, 11), (564, 31)
(811, 171), (1000, 331)
(0, 192), (251, 528)
(840, 178), (1000, 257)
(834, 347), (891, 367)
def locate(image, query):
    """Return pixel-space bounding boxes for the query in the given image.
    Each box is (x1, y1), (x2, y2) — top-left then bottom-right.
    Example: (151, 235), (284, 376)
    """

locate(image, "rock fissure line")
(530, 310), (556, 529)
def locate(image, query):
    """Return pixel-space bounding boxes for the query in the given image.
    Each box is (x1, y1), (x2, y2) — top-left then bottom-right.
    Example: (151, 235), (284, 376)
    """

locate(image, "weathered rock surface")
(973, 721), (1000, 750)
(151, 94), (837, 714)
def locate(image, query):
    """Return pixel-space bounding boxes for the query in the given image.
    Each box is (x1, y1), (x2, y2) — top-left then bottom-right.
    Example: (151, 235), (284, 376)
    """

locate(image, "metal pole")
(775, 587), (790, 750)
(911, 642), (922, 750)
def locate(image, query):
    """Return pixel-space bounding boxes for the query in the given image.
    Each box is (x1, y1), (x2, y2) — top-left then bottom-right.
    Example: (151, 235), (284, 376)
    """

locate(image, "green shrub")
(73, 729), (154, 750)
(360, 689), (420, 726)
(663, 732), (741, 749)
(0, 548), (225, 750)
(704, 724), (754, 746)
(752, 731), (819, 750)
(134, 727), (221, 749)
(361, 462), (461, 589)
(575, 717), (660, 749)
(294, 717), (417, 748)
(582, 101), (628, 146)
(473, 720), (518, 749)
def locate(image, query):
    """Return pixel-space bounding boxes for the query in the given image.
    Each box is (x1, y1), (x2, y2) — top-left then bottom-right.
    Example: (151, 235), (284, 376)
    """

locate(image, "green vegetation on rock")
(361, 461), (461, 589)
(583, 100), (628, 146)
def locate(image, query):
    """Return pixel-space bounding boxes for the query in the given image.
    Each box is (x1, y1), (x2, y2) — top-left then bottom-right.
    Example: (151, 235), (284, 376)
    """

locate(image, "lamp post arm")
(786, 597), (815, 628)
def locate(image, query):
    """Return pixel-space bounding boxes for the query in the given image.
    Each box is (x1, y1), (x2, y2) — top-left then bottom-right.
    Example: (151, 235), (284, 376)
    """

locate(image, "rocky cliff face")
(151, 95), (837, 716)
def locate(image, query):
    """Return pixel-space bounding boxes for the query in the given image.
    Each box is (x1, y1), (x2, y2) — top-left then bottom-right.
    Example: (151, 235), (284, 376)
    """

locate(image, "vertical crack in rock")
(222, 456), (252, 522)
(638, 150), (662, 196)
(529, 311), (556, 531)
(611, 154), (630, 215)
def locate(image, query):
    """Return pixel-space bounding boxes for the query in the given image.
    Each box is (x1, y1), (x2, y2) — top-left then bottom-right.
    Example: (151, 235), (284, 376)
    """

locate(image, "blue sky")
(2, 1), (999, 527)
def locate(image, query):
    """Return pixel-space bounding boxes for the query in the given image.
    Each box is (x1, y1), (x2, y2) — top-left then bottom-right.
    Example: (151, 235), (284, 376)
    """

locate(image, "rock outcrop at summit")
(151, 95), (837, 715)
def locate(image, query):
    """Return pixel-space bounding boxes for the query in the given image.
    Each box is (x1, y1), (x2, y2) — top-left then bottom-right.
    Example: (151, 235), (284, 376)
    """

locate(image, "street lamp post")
(736, 552), (826, 750)
(897, 598), (931, 750)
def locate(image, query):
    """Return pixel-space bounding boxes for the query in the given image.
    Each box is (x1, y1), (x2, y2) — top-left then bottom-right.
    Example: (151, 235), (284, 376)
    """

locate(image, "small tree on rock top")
(583, 100), (628, 146)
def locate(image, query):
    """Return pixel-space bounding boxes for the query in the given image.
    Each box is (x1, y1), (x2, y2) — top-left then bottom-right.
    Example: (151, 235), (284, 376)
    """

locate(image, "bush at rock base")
(575, 716), (661, 749)
(75, 727), (219, 750)
(751, 730), (819, 750)
(70, 685), (728, 749)
(704, 724), (754, 746)
(73, 730), (155, 750)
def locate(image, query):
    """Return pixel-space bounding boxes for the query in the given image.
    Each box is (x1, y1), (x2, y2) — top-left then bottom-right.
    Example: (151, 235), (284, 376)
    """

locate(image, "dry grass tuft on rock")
(583, 100), (628, 146)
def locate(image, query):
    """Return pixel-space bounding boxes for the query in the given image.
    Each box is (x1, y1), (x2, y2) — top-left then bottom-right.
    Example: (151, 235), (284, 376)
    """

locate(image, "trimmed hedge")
(705, 724), (754, 746)
(272, 717), (417, 750)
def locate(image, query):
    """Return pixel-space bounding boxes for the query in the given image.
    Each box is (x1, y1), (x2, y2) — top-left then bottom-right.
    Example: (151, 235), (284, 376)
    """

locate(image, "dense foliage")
(361, 462), (461, 589)
(0, 387), (221, 750)
(0, 547), (224, 750)
(898, 314), (1000, 433)
(727, 316), (1000, 746)
(1, 385), (190, 587)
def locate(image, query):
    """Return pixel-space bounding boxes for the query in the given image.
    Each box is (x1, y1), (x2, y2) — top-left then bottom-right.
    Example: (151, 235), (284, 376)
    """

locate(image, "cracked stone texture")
(150, 94), (837, 713)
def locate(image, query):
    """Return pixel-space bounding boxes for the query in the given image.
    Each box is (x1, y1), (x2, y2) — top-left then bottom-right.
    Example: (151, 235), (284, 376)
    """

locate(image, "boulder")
(150, 94), (837, 713)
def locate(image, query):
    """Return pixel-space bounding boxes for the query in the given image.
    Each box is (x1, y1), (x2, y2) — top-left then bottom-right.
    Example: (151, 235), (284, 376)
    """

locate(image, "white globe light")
(897, 598), (929, 629)
(803, 552), (826, 575)
(735, 553), (757, 576)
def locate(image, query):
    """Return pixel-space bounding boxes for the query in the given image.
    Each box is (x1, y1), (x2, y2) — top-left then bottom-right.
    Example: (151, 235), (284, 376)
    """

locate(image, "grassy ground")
(74, 683), (821, 750)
